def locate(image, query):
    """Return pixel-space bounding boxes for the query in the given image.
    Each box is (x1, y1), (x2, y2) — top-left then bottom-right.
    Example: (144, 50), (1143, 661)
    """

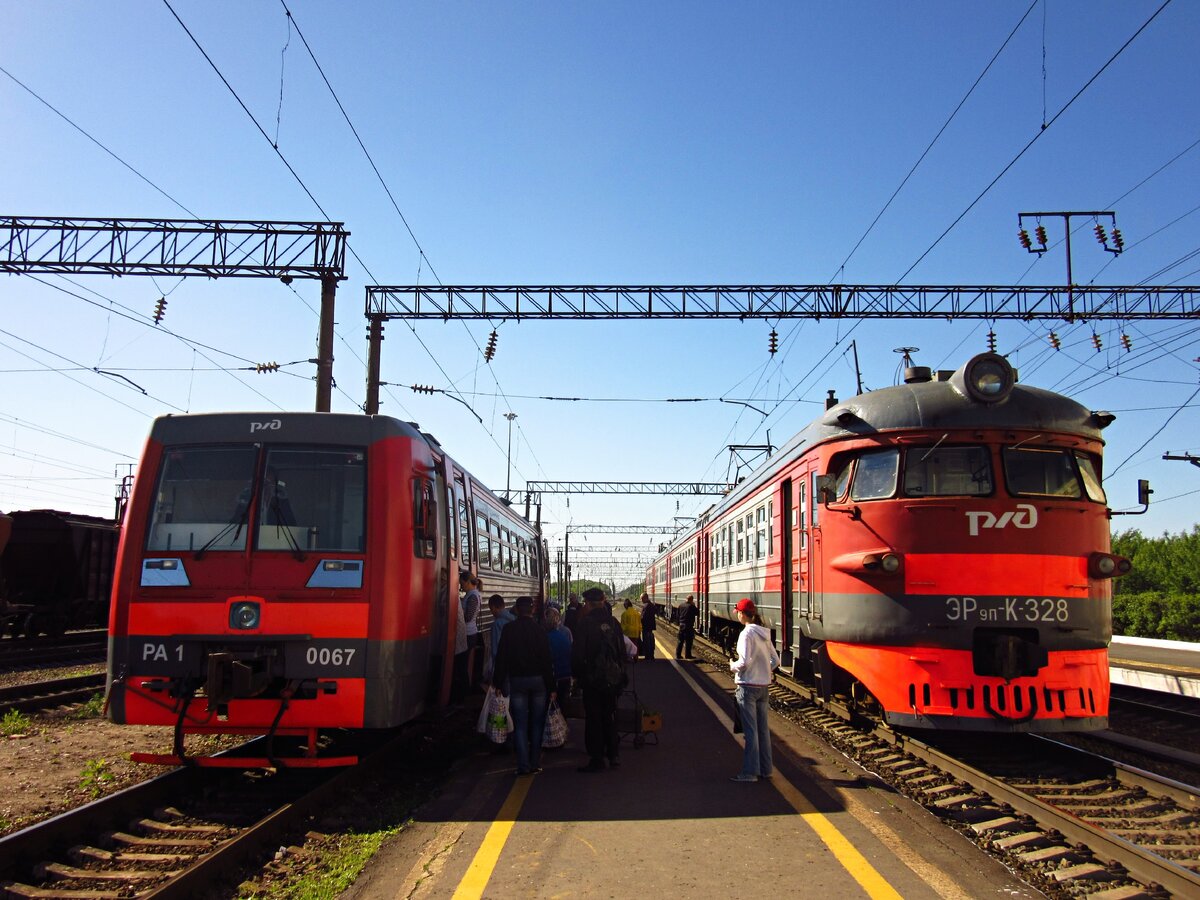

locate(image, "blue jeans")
(507, 675), (549, 772)
(736, 683), (772, 778)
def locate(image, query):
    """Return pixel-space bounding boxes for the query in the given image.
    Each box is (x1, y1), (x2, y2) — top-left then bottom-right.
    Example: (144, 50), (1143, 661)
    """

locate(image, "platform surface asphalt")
(343, 634), (1044, 900)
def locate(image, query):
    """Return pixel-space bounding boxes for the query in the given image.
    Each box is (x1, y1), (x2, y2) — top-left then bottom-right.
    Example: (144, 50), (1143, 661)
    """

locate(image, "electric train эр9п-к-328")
(647, 353), (1144, 733)
(106, 412), (547, 767)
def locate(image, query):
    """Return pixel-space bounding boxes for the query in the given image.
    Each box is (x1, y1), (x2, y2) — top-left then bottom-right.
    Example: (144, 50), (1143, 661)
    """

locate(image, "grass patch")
(72, 693), (105, 719)
(80, 758), (114, 797)
(238, 829), (401, 900)
(1, 709), (32, 736)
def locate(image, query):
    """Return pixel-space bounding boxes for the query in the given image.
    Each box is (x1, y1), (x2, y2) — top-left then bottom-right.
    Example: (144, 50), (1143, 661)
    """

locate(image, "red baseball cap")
(735, 598), (756, 614)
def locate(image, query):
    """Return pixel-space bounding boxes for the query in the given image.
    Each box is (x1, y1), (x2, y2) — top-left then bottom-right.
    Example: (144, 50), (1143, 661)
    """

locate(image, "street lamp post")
(504, 412), (518, 502)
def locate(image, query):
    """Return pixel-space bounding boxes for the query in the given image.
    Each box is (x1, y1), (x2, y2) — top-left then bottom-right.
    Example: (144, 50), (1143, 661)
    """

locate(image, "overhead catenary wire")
(895, 0), (1174, 284)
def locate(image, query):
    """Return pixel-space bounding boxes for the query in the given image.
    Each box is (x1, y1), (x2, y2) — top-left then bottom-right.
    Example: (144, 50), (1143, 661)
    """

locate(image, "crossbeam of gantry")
(365, 284), (1200, 320)
(1, 216), (348, 278)
(526, 481), (733, 504)
(563, 525), (682, 536)
(360, 283), (1200, 413)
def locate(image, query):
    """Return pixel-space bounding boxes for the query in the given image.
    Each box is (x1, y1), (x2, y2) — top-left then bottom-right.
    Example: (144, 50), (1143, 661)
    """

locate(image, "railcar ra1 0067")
(107, 412), (548, 767)
(648, 353), (1144, 733)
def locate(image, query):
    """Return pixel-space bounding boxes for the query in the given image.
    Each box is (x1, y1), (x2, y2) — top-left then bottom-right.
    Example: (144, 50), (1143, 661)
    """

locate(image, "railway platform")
(342, 635), (1041, 900)
(1110, 635), (1200, 697)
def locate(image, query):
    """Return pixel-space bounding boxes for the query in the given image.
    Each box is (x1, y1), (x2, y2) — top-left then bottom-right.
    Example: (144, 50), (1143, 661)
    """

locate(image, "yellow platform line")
(660, 635), (903, 900)
(451, 774), (534, 900)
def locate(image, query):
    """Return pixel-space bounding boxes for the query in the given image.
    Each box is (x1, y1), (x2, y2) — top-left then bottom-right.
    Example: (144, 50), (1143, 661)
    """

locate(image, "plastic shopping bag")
(543, 699), (568, 748)
(480, 686), (513, 744)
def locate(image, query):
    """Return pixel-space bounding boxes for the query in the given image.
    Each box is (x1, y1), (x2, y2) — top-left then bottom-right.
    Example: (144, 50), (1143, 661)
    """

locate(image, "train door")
(434, 456), (455, 706)
(780, 479), (794, 667)
(698, 531), (709, 635)
(808, 469), (823, 620)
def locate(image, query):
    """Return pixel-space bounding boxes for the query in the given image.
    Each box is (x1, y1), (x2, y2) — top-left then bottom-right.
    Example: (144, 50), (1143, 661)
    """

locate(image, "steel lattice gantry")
(525, 481), (732, 505)
(360, 283), (1200, 412)
(2, 216), (349, 411)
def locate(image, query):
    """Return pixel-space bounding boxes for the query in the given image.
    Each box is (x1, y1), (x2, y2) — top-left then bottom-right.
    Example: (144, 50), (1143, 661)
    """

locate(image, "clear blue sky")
(2, 2), (1198, 588)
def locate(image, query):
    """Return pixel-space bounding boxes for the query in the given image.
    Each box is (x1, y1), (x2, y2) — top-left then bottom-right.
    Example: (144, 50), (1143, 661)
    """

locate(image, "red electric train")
(106, 412), (547, 766)
(648, 353), (1141, 732)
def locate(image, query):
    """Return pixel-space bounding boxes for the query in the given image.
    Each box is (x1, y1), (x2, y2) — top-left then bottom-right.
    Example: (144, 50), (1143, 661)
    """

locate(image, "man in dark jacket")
(639, 593), (657, 660)
(676, 594), (699, 659)
(493, 596), (556, 775)
(571, 587), (626, 772)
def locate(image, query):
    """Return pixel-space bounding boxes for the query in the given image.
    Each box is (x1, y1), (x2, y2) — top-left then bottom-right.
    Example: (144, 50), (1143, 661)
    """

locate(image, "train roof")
(147, 412), (426, 446)
(665, 354), (1109, 551)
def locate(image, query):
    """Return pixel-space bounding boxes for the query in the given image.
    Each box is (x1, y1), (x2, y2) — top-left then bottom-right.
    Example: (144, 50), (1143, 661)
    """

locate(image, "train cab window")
(850, 449), (899, 501)
(1003, 447), (1086, 498)
(256, 447), (366, 552)
(147, 445), (257, 552)
(1075, 453), (1107, 503)
(903, 446), (992, 497)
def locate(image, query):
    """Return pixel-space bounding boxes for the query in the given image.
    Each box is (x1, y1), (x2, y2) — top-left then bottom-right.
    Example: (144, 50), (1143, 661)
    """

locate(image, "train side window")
(1075, 453), (1107, 503)
(797, 480), (807, 548)
(850, 449), (899, 501)
(903, 445), (992, 497)
(147, 445), (258, 552)
(411, 477), (437, 558)
(476, 512), (490, 568)
(767, 500), (773, 557)
(1003, 447), (1082, 498)
(458, 500), (471, 561)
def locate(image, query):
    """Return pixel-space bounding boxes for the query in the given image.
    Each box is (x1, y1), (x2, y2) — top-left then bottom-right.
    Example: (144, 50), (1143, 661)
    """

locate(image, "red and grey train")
(648, 353), (1135, 732)
(106, 412), (547, 766)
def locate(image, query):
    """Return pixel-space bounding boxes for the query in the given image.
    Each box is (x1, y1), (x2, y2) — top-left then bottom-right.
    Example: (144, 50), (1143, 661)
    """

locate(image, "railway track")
(0, 629), (108, 671)
(0, 716), (454, 899)
(676, 622), (1200, 898)
(0, 673), (107, 715)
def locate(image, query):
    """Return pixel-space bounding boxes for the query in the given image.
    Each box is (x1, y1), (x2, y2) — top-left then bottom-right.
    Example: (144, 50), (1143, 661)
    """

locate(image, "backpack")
(591, 622), (627, 692)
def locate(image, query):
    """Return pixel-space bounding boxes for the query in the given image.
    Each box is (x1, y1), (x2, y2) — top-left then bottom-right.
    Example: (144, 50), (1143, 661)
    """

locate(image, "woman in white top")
(729, 597), (780, 782)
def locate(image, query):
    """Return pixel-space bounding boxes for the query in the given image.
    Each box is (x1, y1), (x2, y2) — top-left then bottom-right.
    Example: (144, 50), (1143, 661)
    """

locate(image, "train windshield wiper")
(194, 493), (252, 560)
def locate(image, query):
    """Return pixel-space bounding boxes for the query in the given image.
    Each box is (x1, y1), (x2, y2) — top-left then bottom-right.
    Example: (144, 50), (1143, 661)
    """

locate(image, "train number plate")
(945, 596), (1072, 624)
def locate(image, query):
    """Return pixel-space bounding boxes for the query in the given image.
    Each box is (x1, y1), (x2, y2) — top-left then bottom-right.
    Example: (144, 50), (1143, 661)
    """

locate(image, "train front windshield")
(146, 445), (367, 553)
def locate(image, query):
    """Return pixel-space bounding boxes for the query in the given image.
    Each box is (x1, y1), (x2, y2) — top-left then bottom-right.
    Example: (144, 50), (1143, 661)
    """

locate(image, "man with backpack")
(571, 587), (627, 772)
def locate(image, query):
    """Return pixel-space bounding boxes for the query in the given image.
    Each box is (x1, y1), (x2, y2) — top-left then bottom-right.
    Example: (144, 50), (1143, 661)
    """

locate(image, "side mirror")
(1137, 479), (1152, 507)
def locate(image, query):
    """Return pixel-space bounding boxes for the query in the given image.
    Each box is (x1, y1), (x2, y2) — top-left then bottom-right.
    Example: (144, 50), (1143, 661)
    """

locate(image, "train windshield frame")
(146, 445), (258, 552)
(256, 446), (367, 553)
(903, 445), (993, 497)
(1002, 446), (1107, 503)
(145, 444), (368, 554)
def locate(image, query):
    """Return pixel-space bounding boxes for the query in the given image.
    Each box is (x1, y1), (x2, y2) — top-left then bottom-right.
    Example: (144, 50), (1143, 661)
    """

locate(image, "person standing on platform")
(460, 572), (483, 685)
(620, 598), (641, 656)
(729, 598), (780, 782)
(563, 593), (582, 632)
(493, 596), (556, 776)
(571, 587), (626, 772)
(676, 594), (699, 659)
(544, 605), (574, 699)
(483, 594), (514, 685)
(639, 593), (657, 660)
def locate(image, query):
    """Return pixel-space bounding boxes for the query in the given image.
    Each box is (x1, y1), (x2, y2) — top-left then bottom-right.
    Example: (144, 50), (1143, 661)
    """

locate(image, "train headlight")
(1096, 556), (1116, 576)
(962, 353), (1015, 403)
(229, 600), (261, 630)
(862, 551), (902, 574)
